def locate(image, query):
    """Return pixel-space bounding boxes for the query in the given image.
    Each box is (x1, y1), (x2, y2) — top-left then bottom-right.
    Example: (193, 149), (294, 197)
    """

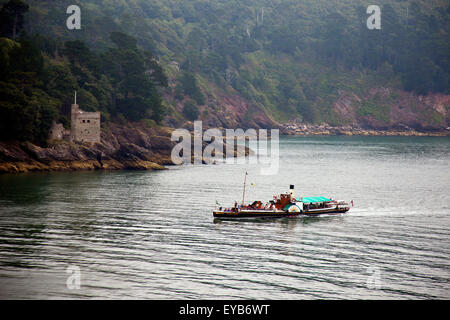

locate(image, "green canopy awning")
(296, 196), (332, 203)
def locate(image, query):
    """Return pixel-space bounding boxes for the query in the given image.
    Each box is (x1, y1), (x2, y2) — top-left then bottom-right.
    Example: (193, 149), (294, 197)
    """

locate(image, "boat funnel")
(290, 185), (294, 199)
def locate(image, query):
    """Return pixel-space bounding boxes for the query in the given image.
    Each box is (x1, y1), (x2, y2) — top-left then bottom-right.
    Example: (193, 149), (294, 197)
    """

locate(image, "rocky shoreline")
(1, 121), (449, 174)
(0, 123), (175, 174)
(0, 122), (252, 174)
(282, 123), (450, 137)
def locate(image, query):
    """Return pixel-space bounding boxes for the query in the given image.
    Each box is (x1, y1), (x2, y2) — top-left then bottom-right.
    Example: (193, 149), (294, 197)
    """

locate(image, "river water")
(0, 136), (449, 299)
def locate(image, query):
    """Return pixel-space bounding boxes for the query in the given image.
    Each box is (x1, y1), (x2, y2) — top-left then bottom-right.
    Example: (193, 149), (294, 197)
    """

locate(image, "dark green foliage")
(0, 35), (58, 145)
(0, 0), (168, 145)
(182, 99), (199, 121)
(0, 81), (34, 140)
(1, 0), (449, 136)
(63, 41), (92, 66)
(179, 72), (205, 105)
(61, 32), (168, 123)
(110, 32), (137, 50)
(21, 1), (449, 99)
(0, 0), (29, 39)
(174, 84), (184, 101)
(100, 32), (168, 121)
(44, 63), (77, 103)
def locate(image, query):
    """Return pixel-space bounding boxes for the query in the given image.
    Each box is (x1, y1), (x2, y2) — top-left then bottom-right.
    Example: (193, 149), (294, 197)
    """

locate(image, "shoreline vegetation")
(1, 122), (448, 174)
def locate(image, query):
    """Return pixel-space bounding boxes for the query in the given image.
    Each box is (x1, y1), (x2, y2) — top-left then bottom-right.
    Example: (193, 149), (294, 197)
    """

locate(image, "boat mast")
(242, 171), (248, 205)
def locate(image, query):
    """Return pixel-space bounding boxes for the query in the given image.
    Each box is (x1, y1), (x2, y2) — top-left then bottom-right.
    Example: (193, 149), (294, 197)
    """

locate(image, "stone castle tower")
(49, 92), (101, 144)
(70, 102), (101, 144)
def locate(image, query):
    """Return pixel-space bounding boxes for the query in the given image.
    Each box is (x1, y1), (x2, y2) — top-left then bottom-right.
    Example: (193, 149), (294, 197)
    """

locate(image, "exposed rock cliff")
(332, 88), (449, 131)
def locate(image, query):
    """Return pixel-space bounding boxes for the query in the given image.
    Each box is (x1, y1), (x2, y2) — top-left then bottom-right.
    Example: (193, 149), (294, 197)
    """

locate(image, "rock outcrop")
(0, 122), (254, 174)
(0, 123), (175, 174)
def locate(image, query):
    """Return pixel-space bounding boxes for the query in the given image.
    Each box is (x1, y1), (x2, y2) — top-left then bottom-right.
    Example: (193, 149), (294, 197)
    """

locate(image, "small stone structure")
(70, 103), (101, 144)
(49, 99), (101, 144)
(49, 122), (68, 141)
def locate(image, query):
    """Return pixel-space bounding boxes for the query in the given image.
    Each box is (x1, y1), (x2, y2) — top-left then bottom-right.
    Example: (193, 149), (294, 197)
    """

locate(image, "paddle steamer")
(213, 180), (351, 219)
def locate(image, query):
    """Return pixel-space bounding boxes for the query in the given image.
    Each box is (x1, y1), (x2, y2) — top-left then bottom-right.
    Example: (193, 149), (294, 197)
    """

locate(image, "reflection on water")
(0, 136), (449, 299)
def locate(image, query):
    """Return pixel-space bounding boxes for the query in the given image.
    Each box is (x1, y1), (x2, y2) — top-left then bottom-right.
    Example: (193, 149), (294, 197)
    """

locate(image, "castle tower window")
(87, 120), (90, 123)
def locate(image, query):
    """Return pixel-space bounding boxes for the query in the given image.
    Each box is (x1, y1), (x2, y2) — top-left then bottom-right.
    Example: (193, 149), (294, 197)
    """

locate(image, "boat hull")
(213, 211), (298, 219)
(302, 207), (350, 216)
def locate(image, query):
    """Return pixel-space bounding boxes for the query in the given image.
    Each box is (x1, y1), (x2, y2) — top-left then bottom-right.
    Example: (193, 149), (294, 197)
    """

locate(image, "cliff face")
(332, 88), (449, 131)
(164, 83), (280, 130)
(284, 87), (449, 136)
(164, 76), (448, 132)
(0, 123), (175, 174)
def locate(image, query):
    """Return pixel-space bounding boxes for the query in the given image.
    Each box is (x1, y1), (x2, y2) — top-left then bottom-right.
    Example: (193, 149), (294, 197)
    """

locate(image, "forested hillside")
(1, 0), (449, 145)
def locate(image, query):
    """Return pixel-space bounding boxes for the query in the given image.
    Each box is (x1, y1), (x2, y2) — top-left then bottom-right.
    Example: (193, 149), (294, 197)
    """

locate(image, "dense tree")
(110, 32), (137, 50)
(0, 2), (168, 145)
(99, 32), (168, 122)
(0, 0), (29, 39)
(179, 71), (205, 105)
(0, 36), (58, 145)
(182, 99), (199, 121)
